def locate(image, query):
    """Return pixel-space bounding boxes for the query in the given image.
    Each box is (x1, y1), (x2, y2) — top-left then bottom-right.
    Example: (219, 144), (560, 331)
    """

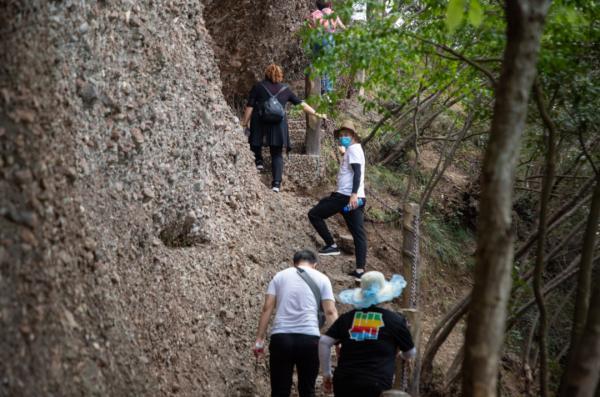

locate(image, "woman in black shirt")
(241, 64), (326, 192)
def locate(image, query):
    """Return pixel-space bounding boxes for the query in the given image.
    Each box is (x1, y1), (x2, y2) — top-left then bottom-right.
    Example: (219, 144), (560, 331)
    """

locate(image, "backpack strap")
(297, 268), (323, 308)
(260, 82), (288, 99)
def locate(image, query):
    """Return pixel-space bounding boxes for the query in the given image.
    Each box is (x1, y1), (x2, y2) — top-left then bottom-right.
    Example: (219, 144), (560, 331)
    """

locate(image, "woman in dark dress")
(241, 64), (326, 192)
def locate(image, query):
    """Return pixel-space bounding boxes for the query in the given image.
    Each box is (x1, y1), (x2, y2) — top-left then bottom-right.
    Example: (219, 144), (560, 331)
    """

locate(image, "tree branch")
(411, 34), (497, 86)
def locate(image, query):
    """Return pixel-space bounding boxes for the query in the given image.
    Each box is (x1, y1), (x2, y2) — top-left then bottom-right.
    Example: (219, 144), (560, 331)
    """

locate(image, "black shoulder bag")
(297, 267), (326, 328)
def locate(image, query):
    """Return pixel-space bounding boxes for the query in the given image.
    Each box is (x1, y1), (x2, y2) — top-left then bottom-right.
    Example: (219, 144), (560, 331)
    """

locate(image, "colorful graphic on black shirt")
(348, 311), (384, 341)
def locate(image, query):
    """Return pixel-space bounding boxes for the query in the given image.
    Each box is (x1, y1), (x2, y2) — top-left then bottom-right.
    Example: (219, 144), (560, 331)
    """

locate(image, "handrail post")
(394, 203), (421, 396)
(304, 74), (321, 155)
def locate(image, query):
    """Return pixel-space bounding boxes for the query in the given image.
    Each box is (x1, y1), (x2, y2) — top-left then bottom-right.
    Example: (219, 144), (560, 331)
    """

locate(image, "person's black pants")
(251, 145), (283, 187)
(333, 376), (384, 397)
(308, 192), (367, 268)
(269, 333), (320, 397)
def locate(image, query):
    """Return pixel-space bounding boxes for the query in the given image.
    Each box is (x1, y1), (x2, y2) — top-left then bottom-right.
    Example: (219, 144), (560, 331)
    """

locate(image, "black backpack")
(257, 83), (287, 124)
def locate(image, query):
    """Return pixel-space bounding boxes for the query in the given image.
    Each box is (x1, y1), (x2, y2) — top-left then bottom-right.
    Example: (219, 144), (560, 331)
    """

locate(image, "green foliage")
(422, 214), (474, 269)
(299, 0), (498, 125)
(467, 0), (483, 27)
(446, 0), (465, 32)
(445, 0), (484, 32)
(368, 164), (406, 195)
(365, 206), (398, 223)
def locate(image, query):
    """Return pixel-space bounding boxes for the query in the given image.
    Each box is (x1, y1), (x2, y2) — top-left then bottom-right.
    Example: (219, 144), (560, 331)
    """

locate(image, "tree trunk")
(421, 295), (471, 388)
(462, 1), (551, 396)
(561, 179), (600, 394)
(560, 278), (600, 396)
(515, 176), (595, 260)
(570, 180), (600, 347)
(401, 85), (423, 208)
(305, 74), (321, 155)
(531, 81), (557, 397)
(423, 209), (586, 386)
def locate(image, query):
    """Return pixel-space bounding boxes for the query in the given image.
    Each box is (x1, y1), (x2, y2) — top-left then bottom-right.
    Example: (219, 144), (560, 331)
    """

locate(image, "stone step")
(290, 131), (306, 143)
(258, 153), (325, 190)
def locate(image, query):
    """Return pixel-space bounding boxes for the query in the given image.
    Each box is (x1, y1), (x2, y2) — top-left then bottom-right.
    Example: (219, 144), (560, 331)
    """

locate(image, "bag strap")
(297, 268), (323, 309)
(260, 82), (288, 99)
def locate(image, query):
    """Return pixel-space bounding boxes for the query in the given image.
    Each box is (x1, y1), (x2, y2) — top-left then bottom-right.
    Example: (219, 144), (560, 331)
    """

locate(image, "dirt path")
(250, 112), (473, 396)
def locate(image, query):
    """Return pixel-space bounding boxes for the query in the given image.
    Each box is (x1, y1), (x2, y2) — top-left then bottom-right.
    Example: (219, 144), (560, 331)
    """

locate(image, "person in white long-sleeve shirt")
(319, 271), (416, 397)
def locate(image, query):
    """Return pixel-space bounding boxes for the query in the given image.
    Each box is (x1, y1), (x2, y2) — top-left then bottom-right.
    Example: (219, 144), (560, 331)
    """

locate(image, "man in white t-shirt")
(308, 120), (367, 280)
(254, 249), (338, 397)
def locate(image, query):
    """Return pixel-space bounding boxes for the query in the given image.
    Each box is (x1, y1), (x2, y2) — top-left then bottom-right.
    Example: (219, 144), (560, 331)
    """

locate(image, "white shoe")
(272, 186), (280, 193)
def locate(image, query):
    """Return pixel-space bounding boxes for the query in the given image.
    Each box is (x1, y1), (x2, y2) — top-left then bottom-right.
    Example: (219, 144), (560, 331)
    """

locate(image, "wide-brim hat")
(338, 272), (406, 309)
(334, 119), (358, 138)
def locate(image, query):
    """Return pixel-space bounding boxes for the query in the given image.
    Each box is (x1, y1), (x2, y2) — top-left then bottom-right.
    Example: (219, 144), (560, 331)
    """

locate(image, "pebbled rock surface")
(204, 0), (313, 108)
(0, 1), (323, 396)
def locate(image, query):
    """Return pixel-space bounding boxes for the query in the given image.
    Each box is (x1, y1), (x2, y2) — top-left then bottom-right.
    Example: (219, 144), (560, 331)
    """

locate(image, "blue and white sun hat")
(338, 271), (407, 309)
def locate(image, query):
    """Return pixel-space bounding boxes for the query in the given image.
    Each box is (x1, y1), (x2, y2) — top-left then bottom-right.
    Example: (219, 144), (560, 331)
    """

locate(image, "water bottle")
(253, 340), (265, 357)
(343, 198), (364, 213)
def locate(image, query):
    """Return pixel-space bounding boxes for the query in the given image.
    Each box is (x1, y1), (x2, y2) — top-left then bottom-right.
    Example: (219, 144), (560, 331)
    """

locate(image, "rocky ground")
(0, 1), (473, 396)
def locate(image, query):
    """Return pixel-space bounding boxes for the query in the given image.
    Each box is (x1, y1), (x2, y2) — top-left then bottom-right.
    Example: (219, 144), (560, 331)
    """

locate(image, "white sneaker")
(256, 164), (264, 171)
(272, 186), (280, 193)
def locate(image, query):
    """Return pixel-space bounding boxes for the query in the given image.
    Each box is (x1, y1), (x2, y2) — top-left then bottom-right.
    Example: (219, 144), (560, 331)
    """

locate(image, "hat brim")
(338, 275), (407, 309)
(334, 127), (357, 138)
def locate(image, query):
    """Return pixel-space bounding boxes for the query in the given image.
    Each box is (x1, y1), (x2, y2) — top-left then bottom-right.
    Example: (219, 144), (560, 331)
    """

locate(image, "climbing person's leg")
(342, 201), (367, 278)
(269, 333), (295, 397)
(320, 34), (334, 95)
(294, 334), (320, 397)
(270, 145), (284, 191)
(321, 75), (332, 96)
(251, 145), (264, 169)
(308, 193), (348, 255)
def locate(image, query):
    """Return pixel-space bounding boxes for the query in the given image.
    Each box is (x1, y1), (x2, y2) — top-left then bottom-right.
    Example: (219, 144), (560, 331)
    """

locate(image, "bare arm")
(322, 299), (338, 328)
(242, 106), (253, 127)
(256, 294), (276, 342)
(301, 102), (327, 119)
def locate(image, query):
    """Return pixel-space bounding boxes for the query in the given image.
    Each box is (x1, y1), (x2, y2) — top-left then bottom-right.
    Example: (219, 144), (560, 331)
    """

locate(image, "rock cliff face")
(205, 0), (313, 107)
(0, 1), (316, 395)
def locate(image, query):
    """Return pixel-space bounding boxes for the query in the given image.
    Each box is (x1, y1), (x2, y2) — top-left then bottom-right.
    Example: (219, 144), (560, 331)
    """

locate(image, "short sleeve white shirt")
(266, 266), (335, 336)
(337, 143), (366, 198)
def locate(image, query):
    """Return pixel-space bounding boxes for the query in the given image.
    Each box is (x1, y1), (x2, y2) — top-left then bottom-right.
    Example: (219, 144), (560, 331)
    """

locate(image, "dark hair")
(293, 249), (318, 265)
(316, 1), (332, 10)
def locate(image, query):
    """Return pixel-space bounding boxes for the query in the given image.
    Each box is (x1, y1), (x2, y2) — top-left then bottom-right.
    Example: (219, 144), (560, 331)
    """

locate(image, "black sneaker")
(318, 245), (341, 256)
(348, 270), (365, 281)
(256, 161), (264, 171)
(272, 182), (281, 193)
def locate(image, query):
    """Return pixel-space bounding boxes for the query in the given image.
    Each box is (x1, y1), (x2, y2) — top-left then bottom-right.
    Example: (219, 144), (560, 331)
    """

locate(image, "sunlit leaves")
(446, 0), (484, 32)
(468, 0), (484, 27)
(446, 0), (465, 33)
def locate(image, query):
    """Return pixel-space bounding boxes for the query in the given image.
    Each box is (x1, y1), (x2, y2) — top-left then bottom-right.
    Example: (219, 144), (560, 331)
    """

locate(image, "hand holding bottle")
(253, 339), (265, 358)
(343, 196), (364, 213)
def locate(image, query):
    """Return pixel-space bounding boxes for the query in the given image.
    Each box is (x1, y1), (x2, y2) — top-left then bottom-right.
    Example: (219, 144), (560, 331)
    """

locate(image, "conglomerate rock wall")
(205, 0), (313, 108)
(0, 1), (316, 396)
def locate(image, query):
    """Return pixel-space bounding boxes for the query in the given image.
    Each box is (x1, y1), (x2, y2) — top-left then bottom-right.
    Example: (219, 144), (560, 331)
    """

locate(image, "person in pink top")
(307, 1), (346, 94)
(309, 1), (345, 33)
